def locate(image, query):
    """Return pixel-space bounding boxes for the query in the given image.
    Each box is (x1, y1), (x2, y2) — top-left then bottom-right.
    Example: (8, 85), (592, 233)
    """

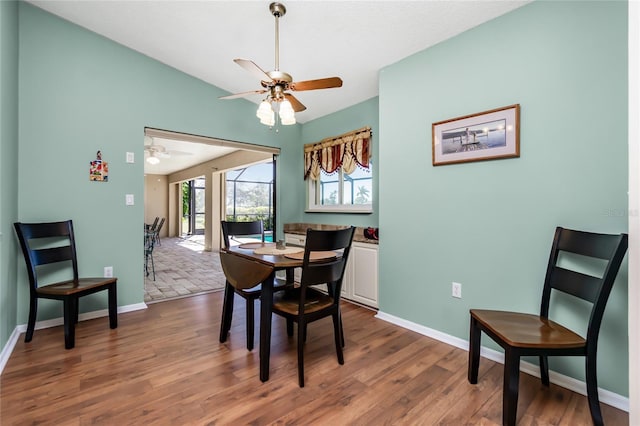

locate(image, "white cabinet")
(346, 242), (379, 308)
(283, 233), (378, 309)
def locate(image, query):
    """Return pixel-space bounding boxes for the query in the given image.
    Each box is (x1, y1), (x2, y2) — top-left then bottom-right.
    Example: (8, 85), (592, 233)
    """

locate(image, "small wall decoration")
(432, 104), (520, 166)
(89, 150), (109, 181)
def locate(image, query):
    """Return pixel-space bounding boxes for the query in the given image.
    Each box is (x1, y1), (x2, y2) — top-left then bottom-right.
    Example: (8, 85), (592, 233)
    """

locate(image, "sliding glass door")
(182, 178), (205, 235)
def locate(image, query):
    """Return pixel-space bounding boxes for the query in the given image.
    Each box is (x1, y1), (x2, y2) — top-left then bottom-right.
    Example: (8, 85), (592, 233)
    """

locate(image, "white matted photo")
(432, 104), (520, 166)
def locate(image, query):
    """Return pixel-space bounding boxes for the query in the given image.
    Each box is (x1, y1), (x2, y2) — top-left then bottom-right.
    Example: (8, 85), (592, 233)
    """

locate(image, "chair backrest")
(145, 229), (156, 254)
(541, 226), (628, 346)
(14, 220), (79, 292)
(299, 226), (356, 299)
(149, 216), (160, 231)
(155, 217), (165, 235)
(220, 220), (264, 249)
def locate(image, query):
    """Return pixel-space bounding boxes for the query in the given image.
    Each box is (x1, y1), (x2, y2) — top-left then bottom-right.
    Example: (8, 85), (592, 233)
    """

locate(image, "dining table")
(222, 243), (304, 382)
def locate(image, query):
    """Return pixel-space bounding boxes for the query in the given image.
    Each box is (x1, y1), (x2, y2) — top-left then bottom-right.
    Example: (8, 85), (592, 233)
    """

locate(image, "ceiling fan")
(144, 136), (191, 165)
(219, 2), (343, 126)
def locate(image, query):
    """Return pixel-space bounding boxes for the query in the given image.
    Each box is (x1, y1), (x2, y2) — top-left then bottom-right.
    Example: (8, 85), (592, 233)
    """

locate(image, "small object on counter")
(364, 227), (379, 240)
(276, 239), (286, 250)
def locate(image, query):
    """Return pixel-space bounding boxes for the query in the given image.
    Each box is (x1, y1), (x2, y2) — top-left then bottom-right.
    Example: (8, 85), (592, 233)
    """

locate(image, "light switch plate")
(125, 194), (134, 205)
(126, 152), (135, 163)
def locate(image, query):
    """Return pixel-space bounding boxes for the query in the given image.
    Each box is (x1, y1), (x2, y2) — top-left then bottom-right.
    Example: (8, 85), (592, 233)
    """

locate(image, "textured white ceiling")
(27, 0), (530, 174)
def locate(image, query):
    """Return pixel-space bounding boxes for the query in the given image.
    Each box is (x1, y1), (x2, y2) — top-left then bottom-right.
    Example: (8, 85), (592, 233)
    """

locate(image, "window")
(308, 162), (372, 212)
(226, 162), (275, 233)
(305, 127), (372, 213)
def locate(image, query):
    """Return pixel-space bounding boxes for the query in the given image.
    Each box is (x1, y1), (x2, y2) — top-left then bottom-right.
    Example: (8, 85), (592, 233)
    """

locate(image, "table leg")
(260, 271), (275, 382)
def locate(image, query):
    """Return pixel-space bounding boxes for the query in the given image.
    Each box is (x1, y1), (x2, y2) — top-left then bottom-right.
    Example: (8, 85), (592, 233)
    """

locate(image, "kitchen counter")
(283, 223), (379, 244)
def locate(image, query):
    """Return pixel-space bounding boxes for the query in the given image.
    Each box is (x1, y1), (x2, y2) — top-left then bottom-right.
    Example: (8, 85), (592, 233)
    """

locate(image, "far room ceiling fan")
(144, 136), (191, 165)
(219, 2), (343, 126)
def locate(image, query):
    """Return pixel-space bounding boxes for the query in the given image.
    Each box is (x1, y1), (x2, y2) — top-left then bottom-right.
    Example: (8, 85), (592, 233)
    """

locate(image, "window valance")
(303, 126), (372, 181)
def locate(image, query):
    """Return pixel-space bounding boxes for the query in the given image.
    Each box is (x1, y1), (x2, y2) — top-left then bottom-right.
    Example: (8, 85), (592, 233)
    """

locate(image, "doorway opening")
(182, 177), (206, 236)
(143, 128), (280, 304)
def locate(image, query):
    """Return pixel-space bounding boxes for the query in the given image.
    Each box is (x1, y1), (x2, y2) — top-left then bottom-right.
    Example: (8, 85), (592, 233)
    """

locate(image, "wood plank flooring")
(0, 292), (628, 425)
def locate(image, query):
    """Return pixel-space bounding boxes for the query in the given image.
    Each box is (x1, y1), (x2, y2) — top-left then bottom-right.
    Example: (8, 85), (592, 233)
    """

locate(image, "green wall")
(280, 97), (379, 228)
(379, 1), (628, 395)
(2, 0), (631, 401)
(14, 2), (300, 324)
(0, 0), (20, 351)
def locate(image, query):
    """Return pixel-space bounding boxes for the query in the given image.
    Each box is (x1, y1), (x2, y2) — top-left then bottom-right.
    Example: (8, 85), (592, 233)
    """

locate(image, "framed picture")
(432, 104), (520, 166)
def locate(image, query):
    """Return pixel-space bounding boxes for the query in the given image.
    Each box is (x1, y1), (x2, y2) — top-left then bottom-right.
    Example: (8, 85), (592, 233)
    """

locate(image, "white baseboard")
(375, 310), (629, 412)
(0, 302), (147, 375)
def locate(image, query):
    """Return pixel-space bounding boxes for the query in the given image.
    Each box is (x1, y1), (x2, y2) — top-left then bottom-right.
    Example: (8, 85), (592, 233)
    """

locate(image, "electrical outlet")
(452, 282), (462, 298)
(104, 266), (113, 278)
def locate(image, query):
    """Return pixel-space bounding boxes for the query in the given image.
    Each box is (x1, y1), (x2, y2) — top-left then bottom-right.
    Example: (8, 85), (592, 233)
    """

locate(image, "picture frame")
(432, 104), (520, 166)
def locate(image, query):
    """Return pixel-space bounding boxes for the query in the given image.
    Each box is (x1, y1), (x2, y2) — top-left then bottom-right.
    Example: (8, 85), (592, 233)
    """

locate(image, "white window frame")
(306, 168), (373, 214)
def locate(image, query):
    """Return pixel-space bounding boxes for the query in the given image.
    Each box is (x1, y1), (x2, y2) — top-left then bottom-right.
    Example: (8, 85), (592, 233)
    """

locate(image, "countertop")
(283, 223), (379, 244)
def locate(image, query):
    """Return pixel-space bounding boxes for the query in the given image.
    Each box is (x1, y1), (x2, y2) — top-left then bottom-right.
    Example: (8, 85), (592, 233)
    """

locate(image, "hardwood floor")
(0, 292), (628, 425)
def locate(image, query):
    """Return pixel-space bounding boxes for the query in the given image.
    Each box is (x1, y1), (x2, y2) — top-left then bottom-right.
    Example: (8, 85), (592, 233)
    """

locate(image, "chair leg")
(338, 310), (345, 348)
(73, 297), (79, 324)
(286, 318), (294, 337)
(219, 282), (234, 343)
(108, 283), (118, 329)
(63, 298), (77, 349)
(151, 253), (155, 281)
(246, 298), (255, 351)
(585, 351), (604, 426)
(468, 316), (481, 384)
(539, 355), (550, 386)
(25, 297), (38, 342)
(502, 350), (520, 426)
(297, 318), (306, 387)
(332, 312), (344, 365)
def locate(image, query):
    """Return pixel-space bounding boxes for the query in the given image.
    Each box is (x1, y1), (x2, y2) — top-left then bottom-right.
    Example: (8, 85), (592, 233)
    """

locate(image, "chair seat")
(470, 309), (585, 349)
(236, 277), (292, 297)
(273, 287), (334, 315)
(36, 278), (117, 296)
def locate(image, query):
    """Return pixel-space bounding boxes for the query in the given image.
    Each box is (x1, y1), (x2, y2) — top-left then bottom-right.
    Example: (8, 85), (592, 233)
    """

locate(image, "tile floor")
(144, 235), (226, 303)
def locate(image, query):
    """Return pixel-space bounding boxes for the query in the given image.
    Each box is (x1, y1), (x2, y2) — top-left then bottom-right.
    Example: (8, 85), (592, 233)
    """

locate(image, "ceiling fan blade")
(290, 77), (343, 92)
(234, 59), (274, 83)
(167, 150), (193, 157)
(219, 89), (267, 100)
(284, 93), (306, 112)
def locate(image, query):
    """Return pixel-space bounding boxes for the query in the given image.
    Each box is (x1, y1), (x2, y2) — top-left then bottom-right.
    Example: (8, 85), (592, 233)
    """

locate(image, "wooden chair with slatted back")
(468, 226), (628, 426)
(271, 226), (355, 387)
(219, 220), (291, 351)
(14, 220), (118, 349)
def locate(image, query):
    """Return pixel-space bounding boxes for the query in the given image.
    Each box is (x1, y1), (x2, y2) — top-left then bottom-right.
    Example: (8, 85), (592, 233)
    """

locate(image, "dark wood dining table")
(222, 244), (302, 382)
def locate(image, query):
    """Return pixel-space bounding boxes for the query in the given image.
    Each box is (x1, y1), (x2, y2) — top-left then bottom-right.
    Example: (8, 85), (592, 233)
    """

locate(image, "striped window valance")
(303, 126), (372, 181)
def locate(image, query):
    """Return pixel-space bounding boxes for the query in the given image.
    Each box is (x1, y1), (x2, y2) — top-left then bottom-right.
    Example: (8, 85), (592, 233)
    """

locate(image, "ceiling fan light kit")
(146, 154), (160, 165)
(220, 2), (343, 127)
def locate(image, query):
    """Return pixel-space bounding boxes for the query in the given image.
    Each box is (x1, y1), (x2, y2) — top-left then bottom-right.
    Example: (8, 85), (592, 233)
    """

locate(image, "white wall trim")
(375, 310), (629, 412)
(0, 302), (147, 375)
(628, 1), (639, 423)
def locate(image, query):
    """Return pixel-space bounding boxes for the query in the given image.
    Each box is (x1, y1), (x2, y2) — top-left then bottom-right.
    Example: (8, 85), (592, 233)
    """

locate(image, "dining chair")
(148, 216), (159, 232)
(219, 220), (291, 351)
(14, 220), (118, 349)
(145, 229), (156, 281)
(467, 227), (628, 426)
(271, 226), (355, 387)
(154, 217), (165, 246)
